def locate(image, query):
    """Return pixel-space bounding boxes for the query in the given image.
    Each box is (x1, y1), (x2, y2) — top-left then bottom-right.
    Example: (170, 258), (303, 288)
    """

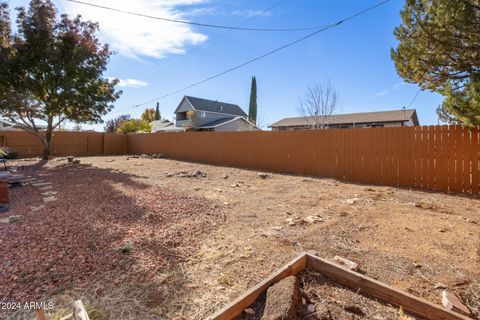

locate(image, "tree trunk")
(41, 117), (54, 160)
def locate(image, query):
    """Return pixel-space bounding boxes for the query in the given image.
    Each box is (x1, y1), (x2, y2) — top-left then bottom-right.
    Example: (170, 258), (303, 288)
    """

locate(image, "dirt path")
(2, 156), (479, 319)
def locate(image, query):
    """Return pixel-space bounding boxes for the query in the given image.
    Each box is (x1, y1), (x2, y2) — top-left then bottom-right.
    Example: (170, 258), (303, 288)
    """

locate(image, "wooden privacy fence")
(1, 126), (479, 194)
(127, 125), (480, 195)
(0, 131), (126, 157)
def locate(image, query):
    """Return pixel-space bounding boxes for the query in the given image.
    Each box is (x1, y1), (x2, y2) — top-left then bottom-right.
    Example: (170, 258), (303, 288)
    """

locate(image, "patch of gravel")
(0, 164), (221, 304)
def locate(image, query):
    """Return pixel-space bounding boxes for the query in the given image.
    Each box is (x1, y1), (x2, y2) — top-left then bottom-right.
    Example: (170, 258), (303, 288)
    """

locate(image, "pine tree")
(248, 76), (257, 124)
(391, 0), (480, 126)
(155, 102), (161, 120)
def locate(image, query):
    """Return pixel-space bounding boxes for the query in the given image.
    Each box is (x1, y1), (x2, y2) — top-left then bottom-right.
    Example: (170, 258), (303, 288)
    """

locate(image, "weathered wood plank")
(306, 253), (471, 320)
(208, 253), (307, 320)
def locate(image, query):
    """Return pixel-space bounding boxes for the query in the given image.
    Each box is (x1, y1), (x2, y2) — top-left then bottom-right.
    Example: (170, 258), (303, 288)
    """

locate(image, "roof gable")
(183, 96), (248, 117)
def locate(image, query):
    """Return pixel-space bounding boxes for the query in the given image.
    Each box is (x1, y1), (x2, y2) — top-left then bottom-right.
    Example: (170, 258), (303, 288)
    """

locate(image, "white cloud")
(111, 78), (148, 88)
(231, 10), (272, 18)
(371, 82), (405, 98)
(61, 0), (208, 59)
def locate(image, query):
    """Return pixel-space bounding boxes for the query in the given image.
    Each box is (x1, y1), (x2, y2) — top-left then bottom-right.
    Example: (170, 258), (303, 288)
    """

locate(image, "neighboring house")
(0, 119), (49, 131)
(0, 119), (16, 130)
(174, 96), (258, 132)
(150, 118), (174, 132)
(269, 109), (419, 131)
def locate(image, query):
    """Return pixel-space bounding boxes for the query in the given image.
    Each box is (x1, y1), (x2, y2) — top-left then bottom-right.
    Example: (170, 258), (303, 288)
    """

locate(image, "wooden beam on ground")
(305, 253), (472, 320)
(35, 309), (46, 320)
(207, 252), (307, 320)
(73, 300), (90, 320)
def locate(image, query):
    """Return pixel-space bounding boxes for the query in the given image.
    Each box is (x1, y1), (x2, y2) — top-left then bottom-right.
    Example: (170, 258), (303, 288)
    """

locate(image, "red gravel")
(0, 163), (220, 302)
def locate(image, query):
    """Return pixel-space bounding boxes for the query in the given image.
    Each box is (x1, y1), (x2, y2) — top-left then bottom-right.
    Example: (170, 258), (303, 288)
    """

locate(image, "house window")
(201, 111), (206, 117)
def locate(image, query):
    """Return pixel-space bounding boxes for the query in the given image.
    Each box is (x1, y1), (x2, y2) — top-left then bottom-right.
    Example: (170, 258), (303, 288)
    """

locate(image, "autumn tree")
(0, 0), (120, 158)
(141, 108), (156, 124)
(117, 119), (151, 134)
(391, 0), (480, 126)
(104, 114), (130, 133)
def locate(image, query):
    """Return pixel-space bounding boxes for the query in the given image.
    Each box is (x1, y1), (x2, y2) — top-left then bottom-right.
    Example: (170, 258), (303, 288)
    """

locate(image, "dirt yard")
(1, 155), (479, 320)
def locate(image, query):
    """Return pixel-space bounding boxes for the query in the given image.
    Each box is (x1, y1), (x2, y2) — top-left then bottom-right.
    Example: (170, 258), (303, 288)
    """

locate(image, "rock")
(333, 256), (359, 271)
(434, 283), (448, 290)
(214, 188), (222, 192)
(257, 172), (270, 179)
(105, 159), (115, 162)
(43, 196), (57, 203)
(223, 174), (229, 179)
(307, 304), (316, 313)
(135, 163), (144, 166)
(271, 226), (283, 231)
(41, 191), (58, 196)
(230, 183), (240, 188)
(31, 182), (52, 187)
(0, 215), (22, 224)
(262, 276), (299, 320)
(30, 205), (45, 212)
(441, 290), (471, 316)
(72, 159), (81, 164)
(38, 185), (53, 191)
(345, 198), (360, 205)
(67, 156), (74, 163)
(193, 187), (200, 191)
(344, 305), (365, 316)
(244, 308), (255, 315)
(303, 215), (324, 224)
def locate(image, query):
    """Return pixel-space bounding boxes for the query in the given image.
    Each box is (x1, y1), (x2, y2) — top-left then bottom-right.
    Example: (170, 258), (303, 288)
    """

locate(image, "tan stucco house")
(269, 109), (419, 131)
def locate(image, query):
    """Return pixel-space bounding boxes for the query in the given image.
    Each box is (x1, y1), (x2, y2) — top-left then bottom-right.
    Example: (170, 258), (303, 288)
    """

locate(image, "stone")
(41, 191), (58, 196)
(8, 215), (22, 223)
(333, 256), (359, 271)
(43, 196), (58, 203)
(135, 163), (144, 166)
(307, 304), (316, 313)
(345, 198), (360, 205)
(223, 174), (229, 179)
(105, 159), (115, 162)
(434, 283), (448, 290)
(441, 290), (471, 316)
(0, 215), (22, 224)
(30, 205), (45, 212)
(257, 172), (270, 179)
(262, 276), (299, 320)
(31, 182), (52, 187)
(39, 186), (53, 191)
(303, 215), (324, 224)
(244, 308), (255, 315)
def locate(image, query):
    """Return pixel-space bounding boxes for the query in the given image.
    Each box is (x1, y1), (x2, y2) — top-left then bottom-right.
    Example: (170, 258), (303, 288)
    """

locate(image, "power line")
(67, 0), (329, 32)
(140, 0), (292, 76)
(406, 89), (421, 108)
(112, 0), (391, 115)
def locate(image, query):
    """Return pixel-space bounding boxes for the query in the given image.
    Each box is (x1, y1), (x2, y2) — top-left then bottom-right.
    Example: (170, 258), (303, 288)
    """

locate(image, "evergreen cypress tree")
(248, 76), (257, 124)
(155, 102), (161, 120)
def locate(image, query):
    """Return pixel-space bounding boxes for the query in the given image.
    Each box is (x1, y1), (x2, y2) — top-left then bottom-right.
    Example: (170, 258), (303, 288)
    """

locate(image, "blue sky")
(10, 0), (443, 130)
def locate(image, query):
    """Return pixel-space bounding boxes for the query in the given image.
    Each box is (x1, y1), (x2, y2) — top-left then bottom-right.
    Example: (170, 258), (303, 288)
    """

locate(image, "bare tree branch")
(298, 81), (339, 129)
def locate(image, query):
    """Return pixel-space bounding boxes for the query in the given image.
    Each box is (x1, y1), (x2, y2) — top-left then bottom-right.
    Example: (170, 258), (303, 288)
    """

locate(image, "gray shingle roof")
(269, 109), (419, 128)
(184, 96), (248, 117)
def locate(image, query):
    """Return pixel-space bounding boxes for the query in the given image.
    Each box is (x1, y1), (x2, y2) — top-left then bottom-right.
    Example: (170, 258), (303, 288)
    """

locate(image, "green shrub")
(120, 242), (134, 254)
(0, 147), (18, 159)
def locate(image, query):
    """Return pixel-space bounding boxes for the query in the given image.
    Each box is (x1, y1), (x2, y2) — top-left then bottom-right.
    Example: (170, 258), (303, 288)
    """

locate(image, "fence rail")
(1, 125), (479, 194)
